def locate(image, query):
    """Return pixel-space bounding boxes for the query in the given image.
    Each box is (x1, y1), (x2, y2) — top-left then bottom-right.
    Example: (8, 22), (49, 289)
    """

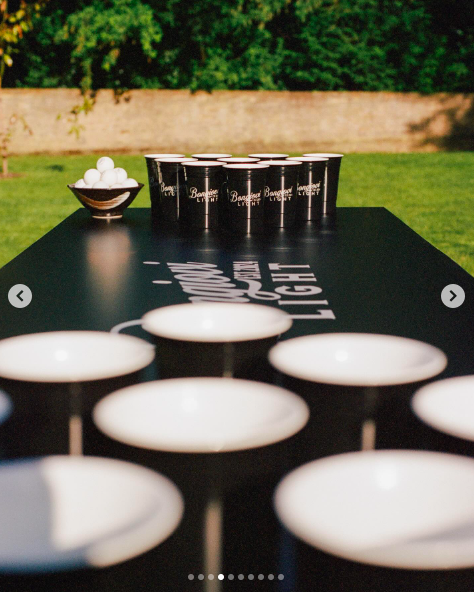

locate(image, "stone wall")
(1, 89), (473, 154)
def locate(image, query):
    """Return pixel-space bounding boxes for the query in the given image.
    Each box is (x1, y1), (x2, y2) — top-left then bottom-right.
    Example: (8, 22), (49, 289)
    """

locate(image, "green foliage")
(2, 0), (474, 92)
(0, 0), (50, 87)
(53, 0), (163, 92)
(56, 93), (96, 139)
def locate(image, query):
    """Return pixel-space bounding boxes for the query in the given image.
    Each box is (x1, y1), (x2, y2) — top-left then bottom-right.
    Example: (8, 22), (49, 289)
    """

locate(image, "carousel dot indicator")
(278, 574), (285, 580)
(248, 574), (254, 580)
(188, 574), (194, 580)
(238, 574), (244, 580)
(218, 574), (224, 580)
(198, 574), (204, 580)
(208, 574), (214, 580)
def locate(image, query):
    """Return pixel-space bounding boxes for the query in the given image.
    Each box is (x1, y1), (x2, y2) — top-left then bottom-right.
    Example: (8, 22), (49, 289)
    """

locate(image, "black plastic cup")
(269, 334), (447, 463)
(217, 157), (260, 164)
(287, 156), (329, 221)
(263, 160), (301, 228)
(217, 160), (260, 221)
(222, 163), (269, 233)
(182, 161), (224, 229)
(248, 153), (289, 161)
(154, 157), (197, 223)
(191, 153), (232, 161)
(142, 303), (292, 380)
(144, 153), (185, 217)
(303, 153), (344, 216)
(0, 332), (154, 457)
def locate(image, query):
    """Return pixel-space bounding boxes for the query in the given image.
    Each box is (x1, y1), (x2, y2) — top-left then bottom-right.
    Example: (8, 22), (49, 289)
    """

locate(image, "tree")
(1, 0), (49, 89)
(0, 113), (31, 175)
(8, 0), (164, 92)
(0, 0), (49, 175)
(3, 0), (474, 93)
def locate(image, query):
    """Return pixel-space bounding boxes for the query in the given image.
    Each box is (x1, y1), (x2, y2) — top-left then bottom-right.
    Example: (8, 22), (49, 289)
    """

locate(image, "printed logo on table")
(143, 260), (335, 320)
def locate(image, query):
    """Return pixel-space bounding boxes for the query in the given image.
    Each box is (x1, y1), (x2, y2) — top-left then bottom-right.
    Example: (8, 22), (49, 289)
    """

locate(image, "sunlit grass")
(0, 153), (473, 274)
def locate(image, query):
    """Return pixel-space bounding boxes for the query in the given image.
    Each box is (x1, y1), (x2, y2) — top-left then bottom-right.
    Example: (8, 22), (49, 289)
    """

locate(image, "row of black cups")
(144, 152), (343, 231)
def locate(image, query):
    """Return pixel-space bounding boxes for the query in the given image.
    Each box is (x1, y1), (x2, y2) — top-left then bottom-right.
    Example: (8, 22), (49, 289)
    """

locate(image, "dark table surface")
(0, 207), (473, 591)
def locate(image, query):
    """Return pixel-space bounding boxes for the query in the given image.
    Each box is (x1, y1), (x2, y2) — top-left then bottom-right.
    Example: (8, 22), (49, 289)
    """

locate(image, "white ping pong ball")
(84, 168), (101, 185)
(101, 169), (118, 186)
(123, 178), (139, 188)
(114, 167), (127, 183)
(97, 156), (115, 173)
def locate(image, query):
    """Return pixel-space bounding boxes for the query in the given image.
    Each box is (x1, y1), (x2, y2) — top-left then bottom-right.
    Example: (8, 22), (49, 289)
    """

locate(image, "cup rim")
(217, 157), (260, 163)
(182, 161), (224, 167)
(0, 455), (184, 570)
(302, 153), (344, 158)
(191, 153), (232, 159)
(223, 163), (269, 170)
(412, 375), (474, 442)
(0, 331), (155, 383)
(142, 303), (292, 342)
(0, 390), (12, 426)
(266, 160), (302, 166)
(248, 153), (290, 158)
(269, 333), (447, 386)
(155, 158), (197, 163)
(274, 449), (474, 570)
(144, 153), (185, 158)
(287, 156), (329, 162)
(93, 377), (310, 453)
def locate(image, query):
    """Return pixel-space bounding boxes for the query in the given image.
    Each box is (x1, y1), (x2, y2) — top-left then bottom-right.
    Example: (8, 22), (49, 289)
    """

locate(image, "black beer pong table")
(0, 207), (473, 591)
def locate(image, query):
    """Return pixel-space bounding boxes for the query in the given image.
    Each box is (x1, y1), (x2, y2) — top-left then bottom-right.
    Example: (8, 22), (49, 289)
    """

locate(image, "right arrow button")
(442, 284), (465, 309)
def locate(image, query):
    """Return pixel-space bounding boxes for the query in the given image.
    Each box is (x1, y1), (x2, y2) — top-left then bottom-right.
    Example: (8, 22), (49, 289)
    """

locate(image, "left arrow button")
(8, 284), (32, 309)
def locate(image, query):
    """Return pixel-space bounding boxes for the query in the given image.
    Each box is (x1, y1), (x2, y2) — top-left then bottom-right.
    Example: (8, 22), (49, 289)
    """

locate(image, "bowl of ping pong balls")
(68, 156), (144, 220)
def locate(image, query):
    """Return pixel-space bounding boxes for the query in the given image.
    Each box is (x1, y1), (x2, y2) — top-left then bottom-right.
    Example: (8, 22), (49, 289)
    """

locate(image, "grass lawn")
(0, 153), (473, 275)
